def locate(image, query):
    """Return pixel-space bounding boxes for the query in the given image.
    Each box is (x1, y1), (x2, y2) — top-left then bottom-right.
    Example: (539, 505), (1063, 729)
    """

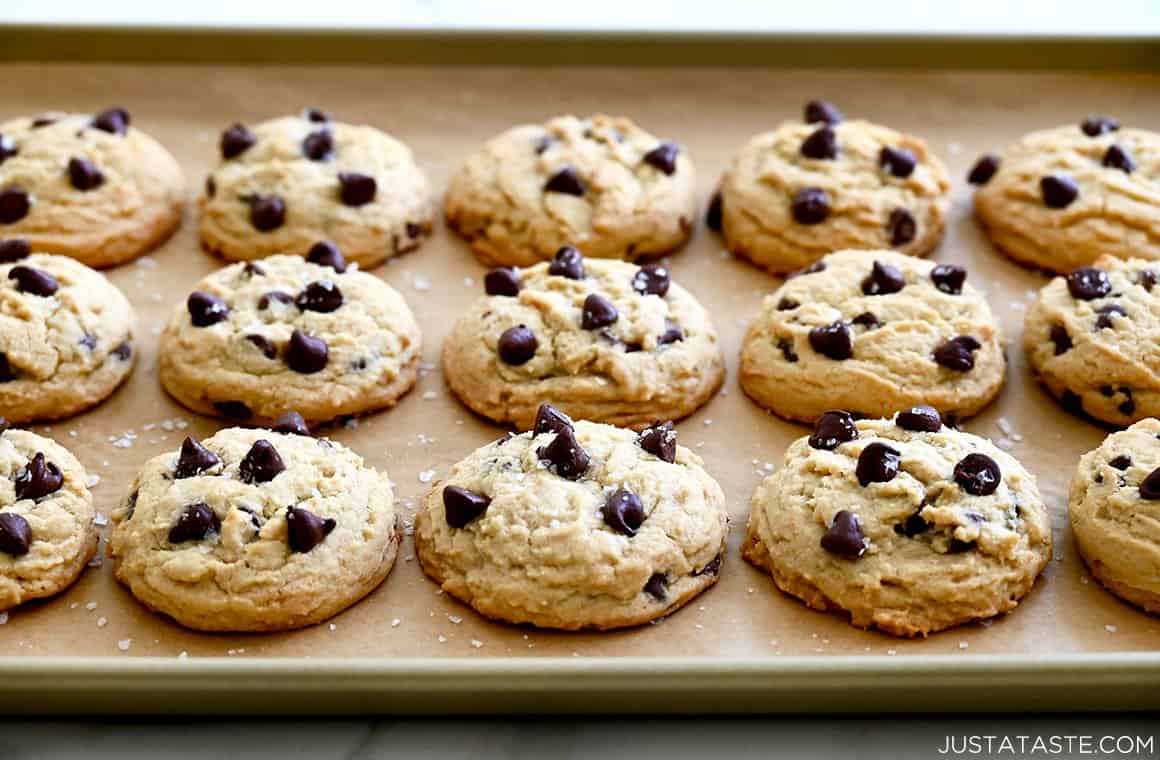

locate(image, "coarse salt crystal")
(1105, 624), (1118, 633)
(391, 618), (401, 627)
(117, 639), (132, 651)
(97, 617), (108, 628)
(418, 469), (436, 483)
(470, 639), (483, 649)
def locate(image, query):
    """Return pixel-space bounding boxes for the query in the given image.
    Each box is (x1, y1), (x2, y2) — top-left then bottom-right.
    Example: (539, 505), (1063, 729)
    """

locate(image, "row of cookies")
(2, 104), (1153, 277)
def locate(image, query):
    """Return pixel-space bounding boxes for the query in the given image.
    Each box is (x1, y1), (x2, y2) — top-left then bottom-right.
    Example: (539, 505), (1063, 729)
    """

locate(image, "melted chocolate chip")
(174, 436), (221, 479)
(249, 195), (286, 231)
(809, 410), (858, 450)
(295, 280), (344, 313)
(214, 400), (253, 420)
(809, 321), (852, 360)
(68, 157), (105, 191)
(800, 126), (838, 160)
(706, 191), (723, 232)
(643, 142), (679, 175)
(896, 405), (942, 432)
(272, 410), (310, 436)
(484, 267), (521, 296)
(92, 107), (129, 135)
(1081, 115), (1120, 136)
(14, 453), (63, 500)
(821, 510), (866, 558)
(879, 146), (916, 178)
(0, 513), (30, 556)
(245, 333), (277, 359)
(306, 240), (347, 272)
(931, 264), (967, 295)
(887, 208), (917, 246)
(632, 265), (670, 296)
(338, 172), (377, 206)
(544, 166), (585, 196)
(694, 554), (723, 576)
(861, 260), (906, 295)
(1060, 389), (1084, 413)
(1049, 324), (1072, 355)
(301, 129), (334, 160)
(894, 510), (930, 537)
(1067, 267), (1112, 300)
(792, 187), (830, 224)
(954, 453), (1001, 496)
(286, 506), (336, 552)
(644, 572), (668, 601)
(967, 154), (1000, 185)
(257, 291), (294, 310)
(856, 443), (901, 486)
(1138, 467), (1160, 499)
(168, 502), (219, 543)
(1095, 303), (1126, 329)
(9, 266), (59, 297)
(778, 337), (799, 362)
(638, 421), (677, 463)
(804, 100), (843, 124)
(581, 293), (618, 329)
(1041, 174), (1079, 208)
(1101, 144), (1136, 174)
(239, 439), (285, 484)
(284, 329), (329, 374)
(0, 354), (16, 382)
(1109, 455), (1132, 471)
(0, 239), (30, 262)
(0, 187), (31, 224)
(933, 335), (981, 371)
(187, 291), (230, 327)
(548, 246), (585, 279)
(220, 123), (256, 159)
(602, 488), (646, 536)
(498, 325), (538, 365)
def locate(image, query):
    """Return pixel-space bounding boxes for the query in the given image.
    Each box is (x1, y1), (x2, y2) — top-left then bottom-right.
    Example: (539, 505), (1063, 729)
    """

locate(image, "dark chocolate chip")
(242, 261), (265, 278)
(1041, 174), (1079, 208)
(632, 264), (670, 296)
(1138, 270), (1156, 292)
(305, 240), (347, 272)
(638, 421), (676, 463)
(809, 320), (853, 360)
(933, 335), (981, 371)
(643, 142), (679, 175)
(286, 506), (336, 552)
(220, 123), (256, 159)
(0, 239), (30, 262)
(851, 312), (879, 329)
(497, 324), (538, 365)
(1049, 324), (1072, 355)
(92, 107), (129, 135)
(1095, 303), (1126, 329)
(861, 260), (906, 296)
(14, 452), (63, 500)
(706, 191), (723, 232)
(777, 297), (799, 311)
(778, 337), (799, 362)
(544, 166), (585, 196)
(338, 172), (377, 206)
(694, 554), (723, 576)
(187, 291), (230, 327)
(1109, 454), (1132, 471)
(644, 572), (668, 601)
(602, 488), (646, 536)
(257, 291), (294, 310)
(856, 442), (901, 487)
(214, 400), (253, 420)
(1140, 468), (1160, 500)
(0, 354), (16, 382)
(272, 410), (310, 436)
(167, 502), (219, 543)
(931, 264), (967, 295)
(0, 134), (17, 164)
(295, 280), (344, 313)
(1067, 267), (1112, 300)
(1119, 398), (1136, 416)
(0, 186), (31, 224)
(442, 485), (491, 529)
(245, 333), (278, 359)
(894, 511), (930, 537)
(1102, 144), (1136, 174)
(791, 187), (830, 224)
(249, 195), (286, 231)
(1081, 115), (1119, 136)
(67, 157), (104, 191)
(204, 174), (216, 198)
(879, 146), (916, 178)
(0, 513), (31, 556)
(284, 329), (329, 374)
(9, 265), (58, 297)
(30, 116), (56, 128)
(239, 439), (285, 484)
(113, 340), (132, 360)
(174, 436), (221, 478)
(581, 293), (618, 330)
(887, 208), (917, 246)
(804, 100), (842, 125)
(967, 154), (1000, 185)
(405, 221), (424, 239)
(531, 405), (571, 439)
(534, 134), (555, 154)
(954, 453), (1001, 496)
(657, 320), (683, 345)
(537, 424), (590, 480)
(896, 405), (942, 432)
(821, 510), (866, 558)
(301, 129), (334, 160)
(1060, 389), (1084, 413)
(809, 410), (858, 450)
(791, 261), (827, 278)
(484, 267), (521, 296)
(304, 107), (330, 123)
(548, 245), (585, 279)
(948, 539), (976, 554)
(800, 126), (838, 160)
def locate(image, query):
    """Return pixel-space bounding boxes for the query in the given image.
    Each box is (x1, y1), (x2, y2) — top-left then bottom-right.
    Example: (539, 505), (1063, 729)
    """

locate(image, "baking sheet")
(1, 63), (1158, 664)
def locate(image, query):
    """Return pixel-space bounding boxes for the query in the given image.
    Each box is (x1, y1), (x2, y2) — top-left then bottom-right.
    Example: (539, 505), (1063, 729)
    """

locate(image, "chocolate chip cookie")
(200, 110), (433, 268)
(0, 247), (136, 423)
(740, 249), (1005, 423)
(159, 252), (420, 426)
(1024, 255), (1159, 426)
(0, 422), (97, 610)
(443, 248), (724, 429)
(444, 114), (696, 267)
(414, 405), (728, 630)
(743, 410), (1052, 636)
(0, 108), (184, 267)
(716, 101), (950, 274)
(972, 116), (1160, 273)
(1069, 418), (1160, 614)
(109, 426), (401, 631)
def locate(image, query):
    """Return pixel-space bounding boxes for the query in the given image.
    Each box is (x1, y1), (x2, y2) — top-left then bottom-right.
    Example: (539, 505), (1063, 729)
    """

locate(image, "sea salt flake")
(93, 514), (108, 526)
(470, 639), (483, 649)
(411, 274), (432, 292)
(437, 635), (447, 643)
(117, 639), (132, 651)
(1105, 624), (1118, 633)
(418, 468), (436, 483)
(97, 617), (108, 628)
(391, 618), (401, 628)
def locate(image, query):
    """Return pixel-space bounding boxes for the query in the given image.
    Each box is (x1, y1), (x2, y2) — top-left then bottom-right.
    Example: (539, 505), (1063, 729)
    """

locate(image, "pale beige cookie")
(740, 249), (1005, 424)
(972, 117), (1160, 274)
(0, 423), (97, 610)
(1024, 255), (1159, 426)
(109, 426), (400, 631)
(0, 108), (184, 267)
(743, 410), (1052, 636)
(717, 101), (950, 274)
(0, 248), (136, 423)
(200, 110), (433, 268)
(445, 114), (696, 267)
(1069, 418), (1160, 614)
(415, 406), (728, 630)
(443, 249), (723, 430)
(159, 252), (420, 426)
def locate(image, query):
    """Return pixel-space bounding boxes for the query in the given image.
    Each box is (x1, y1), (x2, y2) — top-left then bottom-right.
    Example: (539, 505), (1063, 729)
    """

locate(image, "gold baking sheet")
(1, 63), (1158, 664)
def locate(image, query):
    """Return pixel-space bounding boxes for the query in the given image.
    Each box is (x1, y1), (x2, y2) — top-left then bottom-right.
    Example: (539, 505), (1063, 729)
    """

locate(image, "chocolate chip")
(894, 511), (930, 537)
(187, 291), (230, 327)
(14, 452), (63, 500)
(809, 410), (859, 450)
(0, 513), (30, 555)
(632, 264), (670, 296)
(791, 187), (830, 225)
(548, 245), (585, 279)
(498, 325), (537, 365)
(1081, 115), (1120, 136)
(167, 502), (219, 543)
(30, 116), (56, 129)
(440, 485), (492, 529)
(879, 146), (916, 178)
(1119, 397), (1135, 416)
(534, 403), (573, 436)
(953, 453), (1001, 496)
(286, 506), (336, 552)
(304, 107), (330, 123)
(887, 208), (916, 246)
(1041, 174), (1079, 208)
(66, 156), (105, 191)
(1109, 455), (1132, 470)
(658, 320), (684, 345)
(1095, 303), (1126, 329)
(896, 405), (942, 432)
(643, 142), (679, 175)
(0, 354), (16, 382)
(301, 129), (334, 160)
(405, 222), (424, 238)
(967, 154), (1000, 185)
(534, 134), (555, 154)
(8, 265), (58, 297)
(861, 260), (906, 295)
(296, 280), (344, 313)
(931, 264), (967, 295)
(537, 424), (590, 479)
(706, 191), (723, 232)
(1102, 144), (1136, 174)
(272, 410), (310, 436)
(933, 335), (981, 371)
(1048, 324), (1072, 355)
(257, 291), (293, 310)
(1061, 389), (1084, 413)
(242, 261), (265, 278)
(693, 554), (722, 577)
(305, 240), (347, 273)
(174, 436), (221, 478)
(484, 267), (521, 296)
(249, 195), (286, 231)
(0, 239), (30, 262)
(804, 100), (843, 124)
(851, 312), (879, 330)
(602, 488), (646, 536)
(778, 337), (799, 362)
(284, 329), (329, 374)
(821, 510), (866, 558)
(809, 321), (852, 360)
(214, 400), (252, 420)
(113, 340), (132, 360)
(0, 187), (31, 224)
(948, 539), (976, 554)
(1067, 267), (1112, 300)
(581, 293), (618, 329)
(856, 443), (901, 487)
(0, 134), (17, 164)
(644, 572), (668, 601)
(800, 126), (838, 160)
(638, 421), (676, 463)
(544, 166), (585, 196)
(220, 123), (256, 159)
(239, 439), (285, 484)
(337, 172), (376, 206)
(92, 107), (129, 135)
(205, 175), (216, 197)
(245, 333), (277, 359)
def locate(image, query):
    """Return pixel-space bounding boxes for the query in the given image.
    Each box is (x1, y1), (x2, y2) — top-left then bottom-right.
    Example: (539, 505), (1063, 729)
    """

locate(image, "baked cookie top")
(0, 422), (96, 610)
(1023, 255), (1159, 426)
(159, 252), (420, 425)
(442, 248), (723, 429)
(0, 108), (185, 267)
(739, 249), (1005, 423)
(745, 410), (1052, 636)
(719, 102), (950, 273)
(414, 405), (728, 630)
(972, 117), (1160, 273)
(200, 110), (433, 268)
(109, 426), (399, 631)
(0, 248), (136, 423)
(444, 114), (697, 267)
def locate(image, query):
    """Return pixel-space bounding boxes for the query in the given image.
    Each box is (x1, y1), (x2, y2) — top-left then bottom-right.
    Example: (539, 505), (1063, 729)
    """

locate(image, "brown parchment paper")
(1, 64), (1158, 661)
